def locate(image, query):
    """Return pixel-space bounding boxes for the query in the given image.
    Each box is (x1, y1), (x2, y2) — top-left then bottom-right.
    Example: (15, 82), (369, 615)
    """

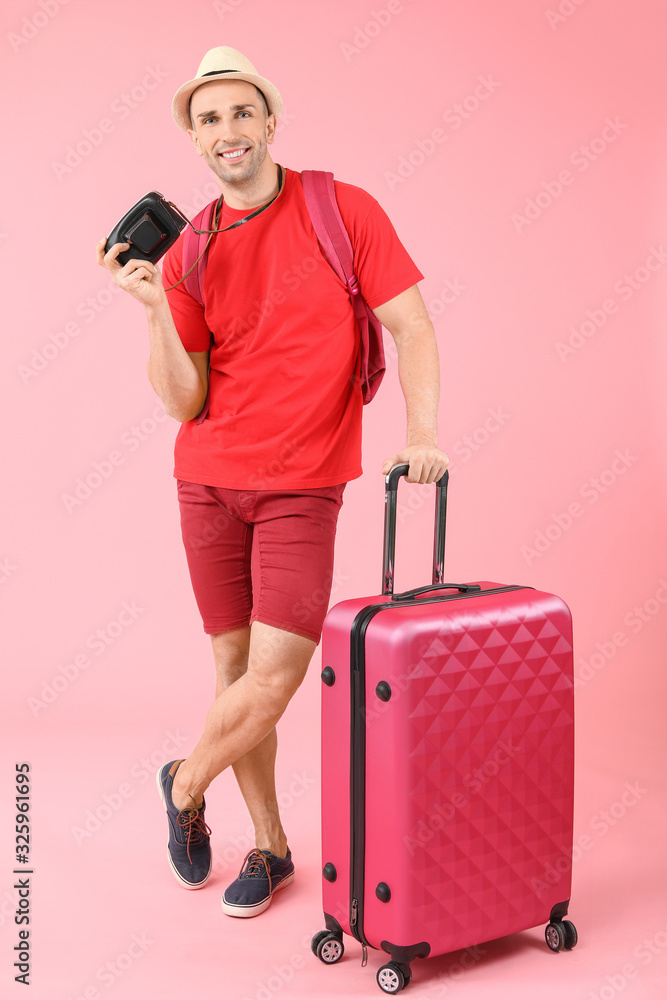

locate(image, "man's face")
(187, 79), (276, 187)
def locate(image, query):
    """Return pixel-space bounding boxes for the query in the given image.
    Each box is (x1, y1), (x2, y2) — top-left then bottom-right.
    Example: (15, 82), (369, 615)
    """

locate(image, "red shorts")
(176, 479), (347, 646)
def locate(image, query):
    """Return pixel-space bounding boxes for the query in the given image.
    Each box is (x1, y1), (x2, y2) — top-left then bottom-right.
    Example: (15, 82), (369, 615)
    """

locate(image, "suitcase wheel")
(313, 931), (344, 964)
(545, 919), (578, 952)
(562, 920), (578, 949)
(377, 962), (412, 993)
(310, 930), (329, 956)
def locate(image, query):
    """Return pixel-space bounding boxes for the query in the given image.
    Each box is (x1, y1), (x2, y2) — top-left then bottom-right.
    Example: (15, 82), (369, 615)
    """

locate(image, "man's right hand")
(96, 238), (166, 309)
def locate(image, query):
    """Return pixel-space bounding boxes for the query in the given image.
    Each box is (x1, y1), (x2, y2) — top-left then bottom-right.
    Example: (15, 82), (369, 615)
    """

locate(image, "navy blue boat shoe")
(222, 847), (295, 917)
(156, 759), (212, 889)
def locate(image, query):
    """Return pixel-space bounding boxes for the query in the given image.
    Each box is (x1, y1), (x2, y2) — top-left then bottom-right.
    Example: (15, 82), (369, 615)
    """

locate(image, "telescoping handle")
(381, 463), (479, 601)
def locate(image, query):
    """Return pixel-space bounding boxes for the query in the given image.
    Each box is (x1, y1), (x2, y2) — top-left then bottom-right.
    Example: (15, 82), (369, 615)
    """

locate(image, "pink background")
(1, 0), (666, 997)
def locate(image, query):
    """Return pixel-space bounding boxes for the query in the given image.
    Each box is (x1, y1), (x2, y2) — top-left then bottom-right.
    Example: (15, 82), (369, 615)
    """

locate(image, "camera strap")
(200, 162), (285, 233)
(164, 164), (285, 291)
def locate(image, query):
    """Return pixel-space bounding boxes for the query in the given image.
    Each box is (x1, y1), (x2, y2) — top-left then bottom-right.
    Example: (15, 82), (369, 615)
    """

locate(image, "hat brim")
(171, 71), (283, 130)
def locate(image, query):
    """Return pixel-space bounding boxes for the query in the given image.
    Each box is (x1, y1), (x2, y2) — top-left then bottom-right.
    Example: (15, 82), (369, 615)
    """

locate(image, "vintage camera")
(104, 191), (190, 267)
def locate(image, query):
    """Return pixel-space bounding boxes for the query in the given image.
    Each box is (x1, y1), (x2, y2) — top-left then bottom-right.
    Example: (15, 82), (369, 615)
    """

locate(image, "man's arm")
(371, 284), (449, 484)
(145, 297), (209, 423)
(372, 284), (439, 444)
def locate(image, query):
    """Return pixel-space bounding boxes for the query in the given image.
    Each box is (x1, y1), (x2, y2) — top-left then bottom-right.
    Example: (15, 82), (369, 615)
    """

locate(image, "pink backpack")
(181, 170), (386, 424)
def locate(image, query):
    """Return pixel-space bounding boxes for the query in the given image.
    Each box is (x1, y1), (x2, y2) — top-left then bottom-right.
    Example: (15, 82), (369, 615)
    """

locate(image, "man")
(96, 46), (449, 918)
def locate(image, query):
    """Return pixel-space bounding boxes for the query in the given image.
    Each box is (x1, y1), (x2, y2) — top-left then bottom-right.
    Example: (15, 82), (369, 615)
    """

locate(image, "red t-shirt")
(161, 165), (424, 489)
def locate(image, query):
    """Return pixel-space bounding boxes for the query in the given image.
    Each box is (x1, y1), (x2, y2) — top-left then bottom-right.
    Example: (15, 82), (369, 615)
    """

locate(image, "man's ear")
(266, 114), (277, 144)
(187, 128), (203, 156)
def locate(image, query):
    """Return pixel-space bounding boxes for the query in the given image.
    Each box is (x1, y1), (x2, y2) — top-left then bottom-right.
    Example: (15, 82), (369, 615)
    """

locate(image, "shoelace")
(238, 849), (273, 889)
(176, 801), (212, 864)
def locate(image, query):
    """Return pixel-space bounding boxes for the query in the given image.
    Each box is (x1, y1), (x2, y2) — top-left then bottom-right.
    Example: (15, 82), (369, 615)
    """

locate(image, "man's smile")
(218, 146), (251, 162)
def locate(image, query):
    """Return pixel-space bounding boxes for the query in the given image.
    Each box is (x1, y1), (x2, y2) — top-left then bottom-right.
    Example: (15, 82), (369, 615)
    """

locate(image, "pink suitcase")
(311, 465), (577, 993)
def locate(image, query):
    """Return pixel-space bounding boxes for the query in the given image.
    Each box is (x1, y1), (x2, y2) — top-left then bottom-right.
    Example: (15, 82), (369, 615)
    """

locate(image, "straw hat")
(171, 46), (283, 131)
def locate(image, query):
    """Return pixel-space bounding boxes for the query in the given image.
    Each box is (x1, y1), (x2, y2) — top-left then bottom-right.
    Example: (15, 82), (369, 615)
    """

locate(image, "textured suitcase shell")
(320, 581), (574, 960)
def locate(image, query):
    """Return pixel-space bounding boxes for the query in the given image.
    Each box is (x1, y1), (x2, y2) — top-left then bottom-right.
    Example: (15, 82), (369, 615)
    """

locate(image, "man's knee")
(211, 626), (251, 686)
(245, 621), (316, 705)
(247, 667), (306, 714)
(248, 643), (313, 704)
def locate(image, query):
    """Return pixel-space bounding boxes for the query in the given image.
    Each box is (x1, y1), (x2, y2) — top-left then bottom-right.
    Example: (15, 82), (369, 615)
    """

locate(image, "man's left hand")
(381, 443), (450, 484)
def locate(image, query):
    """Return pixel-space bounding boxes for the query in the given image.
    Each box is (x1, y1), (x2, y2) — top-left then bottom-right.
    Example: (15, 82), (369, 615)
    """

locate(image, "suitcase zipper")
(347, 583), (532, 948)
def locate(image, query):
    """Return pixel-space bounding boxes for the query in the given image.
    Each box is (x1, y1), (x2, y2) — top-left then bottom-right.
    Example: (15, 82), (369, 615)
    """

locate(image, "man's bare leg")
(171, 620), (316, 857)
(202, 625), (288, 857)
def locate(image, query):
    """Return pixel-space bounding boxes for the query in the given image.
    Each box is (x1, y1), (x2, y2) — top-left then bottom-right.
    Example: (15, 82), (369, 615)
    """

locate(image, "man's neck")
(219, 159), (282, 210)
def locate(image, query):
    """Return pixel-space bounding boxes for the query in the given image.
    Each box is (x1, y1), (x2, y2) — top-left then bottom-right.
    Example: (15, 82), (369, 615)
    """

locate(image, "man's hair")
(189, 84), (269, 129)
(253, 86), (269, 118)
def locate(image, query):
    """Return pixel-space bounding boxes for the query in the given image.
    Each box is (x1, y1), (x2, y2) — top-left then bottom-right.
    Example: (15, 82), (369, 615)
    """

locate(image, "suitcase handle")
(382, 463), (449, 596)
(391, 581), (482, 602)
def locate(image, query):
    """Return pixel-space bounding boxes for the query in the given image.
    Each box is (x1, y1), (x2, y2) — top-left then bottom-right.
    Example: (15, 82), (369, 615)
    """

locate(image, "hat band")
(200, 69), (240, 77)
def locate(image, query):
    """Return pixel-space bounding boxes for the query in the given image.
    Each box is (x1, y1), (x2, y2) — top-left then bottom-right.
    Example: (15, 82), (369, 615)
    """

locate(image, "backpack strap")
(302, 169), (386, 404)
(301, 170), (361, 296)
(181, 199), (218, 307)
